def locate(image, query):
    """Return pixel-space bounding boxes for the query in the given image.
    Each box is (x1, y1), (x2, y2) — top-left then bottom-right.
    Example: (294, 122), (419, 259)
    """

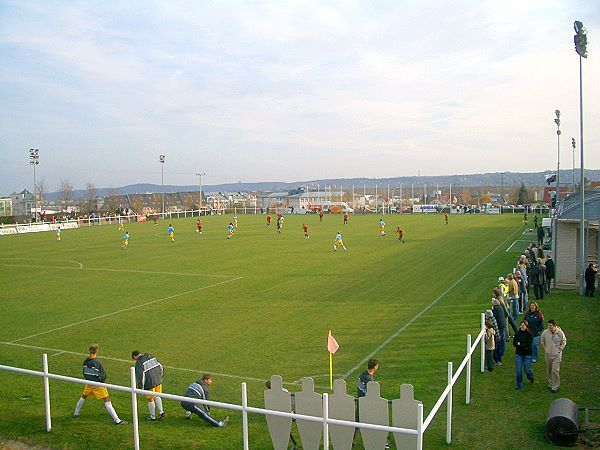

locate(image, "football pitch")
(1, 213), (530, 448)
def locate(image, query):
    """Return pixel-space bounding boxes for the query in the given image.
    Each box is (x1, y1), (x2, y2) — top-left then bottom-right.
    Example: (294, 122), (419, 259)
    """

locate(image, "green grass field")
(1, 213), (598, 449)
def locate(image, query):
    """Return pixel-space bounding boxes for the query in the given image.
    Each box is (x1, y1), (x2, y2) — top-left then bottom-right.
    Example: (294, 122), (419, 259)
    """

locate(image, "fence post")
(466, 334), (472, 405)
(446, 361), (452, 444)
(130, 367), (140, 450)
(417, 402), (424, 450)
(42, 354), (51, 432)
(242, 382), (249, 450)
(323, 392), (329, 449)
(480, 313), (485, 373)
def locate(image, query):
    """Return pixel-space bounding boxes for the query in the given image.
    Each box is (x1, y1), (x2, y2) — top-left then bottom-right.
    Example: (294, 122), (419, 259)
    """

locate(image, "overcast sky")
(1, 0), (599, 193)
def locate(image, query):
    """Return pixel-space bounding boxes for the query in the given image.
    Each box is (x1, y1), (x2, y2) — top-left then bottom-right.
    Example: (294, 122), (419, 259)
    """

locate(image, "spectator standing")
(540, 320), (567, 393)
(506, 273), (519, 319)
(585, 263), (597, 297)
(132, 351), (165, 421)
(524, 301), (544, 363)
(530, 258), (546, 300)
(492, 298), (507, 365)
(484, 320), (496, 371)
(513, 320), (534, 389)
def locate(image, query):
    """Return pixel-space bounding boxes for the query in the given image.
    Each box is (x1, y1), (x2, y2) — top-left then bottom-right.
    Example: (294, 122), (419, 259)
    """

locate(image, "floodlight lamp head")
(554, 118), (560, 126)
(555, 110), (560, 118)
(159, 155), (165, 163)
(574, 21), (585, 35)
(572, 138), (576, 148)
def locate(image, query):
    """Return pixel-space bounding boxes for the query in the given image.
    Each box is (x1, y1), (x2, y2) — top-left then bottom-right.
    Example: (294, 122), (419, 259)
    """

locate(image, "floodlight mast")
(29, 149), (39, 220)
(159, 155), (166, 216)
(573, 21), (587, 295)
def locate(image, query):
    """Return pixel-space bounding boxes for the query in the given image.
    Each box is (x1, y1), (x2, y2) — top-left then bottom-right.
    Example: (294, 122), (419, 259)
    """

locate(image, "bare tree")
(34, 178), (48, 207)
(58, 179), (74, 209)
(85, 182), (97, 213)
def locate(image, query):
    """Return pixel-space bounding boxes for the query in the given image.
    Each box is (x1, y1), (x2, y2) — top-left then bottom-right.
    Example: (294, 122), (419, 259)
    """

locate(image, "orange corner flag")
(327, 330), (339, 354)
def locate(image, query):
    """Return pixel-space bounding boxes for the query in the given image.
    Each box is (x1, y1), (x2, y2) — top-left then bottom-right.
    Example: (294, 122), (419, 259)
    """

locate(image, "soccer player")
(444, 213), (448, 225)
(333, 231), (347, 252)
(266, 215), (272, 227)
(118, 220), (124, 232)
(153, 215), (158, 226)
(319, 210), (324, 222)
(181, 374), (229, 427)
(276, 218), (282, 235)
(343, 212), (348, 225)
(396, 227), (405, 243)
(233, 215), (238, 229)
(132, 351), (165, 421)
(196, 219), (203, 234)
(167, 224), (175, 242)
(56, 226), (61, 241)
(227, 222), (234, 239)
(379, 219), (385, 236)
(121, 231), (129, 249)
(73, 344), (127, 425)
(303, 223), (309, 239)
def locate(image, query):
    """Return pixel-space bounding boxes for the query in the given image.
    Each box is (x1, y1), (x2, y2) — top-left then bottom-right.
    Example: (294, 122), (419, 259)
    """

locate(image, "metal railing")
(0, 313), (485, 449)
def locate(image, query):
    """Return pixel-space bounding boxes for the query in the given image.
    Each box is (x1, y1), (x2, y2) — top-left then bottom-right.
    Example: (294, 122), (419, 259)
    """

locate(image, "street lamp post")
(196, 172), (206, 213)
(571, 138), (576, 192)
(159, 155), (165, 216)
(574, 20), (587, 295)
(29, 148), (39, 220)
(553, 111), (561, 289)
(554, 110), (561, 207)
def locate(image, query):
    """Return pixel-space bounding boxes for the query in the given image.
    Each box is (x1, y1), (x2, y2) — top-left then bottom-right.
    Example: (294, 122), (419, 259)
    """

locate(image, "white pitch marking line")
(1, 341), (302, 387)
(343, 225), (525, 379)
(10, 277), (243, 344)
(506, 239), (529, 253)
(0, 263), (235, 278)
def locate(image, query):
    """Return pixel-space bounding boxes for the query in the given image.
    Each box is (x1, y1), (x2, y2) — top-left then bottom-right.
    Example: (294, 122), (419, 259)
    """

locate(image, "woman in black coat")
(513, 320), (534, 389)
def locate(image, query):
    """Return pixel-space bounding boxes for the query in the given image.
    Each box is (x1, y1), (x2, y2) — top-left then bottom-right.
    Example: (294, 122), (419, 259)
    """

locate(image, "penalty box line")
(343, 224), (525, 379)
(0, 262), (235, 278)
(0, 341), (321, 389)
(10, 277), (243, 344)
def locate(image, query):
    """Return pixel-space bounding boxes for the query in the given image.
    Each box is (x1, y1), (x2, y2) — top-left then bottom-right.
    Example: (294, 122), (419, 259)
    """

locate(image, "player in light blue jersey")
(227, 223), (234, 239)
(379, 219), (386, 236)
(121, 231), (129, 249)
(167, 224), (175, 242)
(333, 232), (347, 252)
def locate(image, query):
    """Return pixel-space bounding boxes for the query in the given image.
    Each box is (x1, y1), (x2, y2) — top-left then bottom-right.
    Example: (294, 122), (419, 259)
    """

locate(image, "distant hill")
(42, 169), (600, 201)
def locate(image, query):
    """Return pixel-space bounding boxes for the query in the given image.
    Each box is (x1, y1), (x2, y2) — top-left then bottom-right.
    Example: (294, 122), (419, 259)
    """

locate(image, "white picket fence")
(0, 314), (485, 449)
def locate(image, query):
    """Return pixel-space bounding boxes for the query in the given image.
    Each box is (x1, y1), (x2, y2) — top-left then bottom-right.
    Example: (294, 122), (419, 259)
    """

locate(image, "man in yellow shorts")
(333, 231), (347, 252)
(73, 344), (127, 425)
(132, 350), (165, 421)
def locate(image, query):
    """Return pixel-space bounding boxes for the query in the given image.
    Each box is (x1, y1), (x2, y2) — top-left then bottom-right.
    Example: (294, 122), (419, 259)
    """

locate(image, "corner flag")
(327, 330), (339, 389)
(327, 330), (339, 354)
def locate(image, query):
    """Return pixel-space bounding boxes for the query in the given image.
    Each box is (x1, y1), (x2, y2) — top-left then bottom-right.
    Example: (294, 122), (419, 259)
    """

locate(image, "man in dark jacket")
(530, 258), (546, 300)
(181, 374), (229, 427)
(132, 350), (165, 421)
(585, 263), (597, 297)
(492, 298), (507, 365)
(74, 344), (127, 425)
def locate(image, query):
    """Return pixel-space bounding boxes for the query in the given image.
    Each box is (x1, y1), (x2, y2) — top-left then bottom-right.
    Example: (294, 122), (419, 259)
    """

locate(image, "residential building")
(10, 189), (35, 217)
(0, 197), (13, 217)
